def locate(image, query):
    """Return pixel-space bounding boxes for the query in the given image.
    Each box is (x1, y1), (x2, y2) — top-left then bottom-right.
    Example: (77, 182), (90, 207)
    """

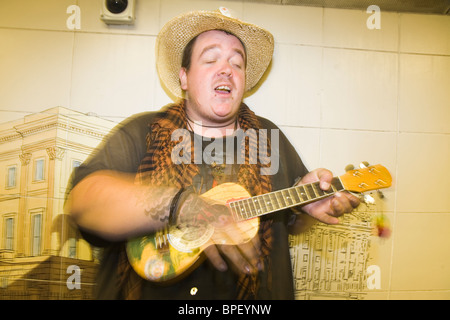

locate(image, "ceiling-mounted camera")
(100, 0), (135, 25)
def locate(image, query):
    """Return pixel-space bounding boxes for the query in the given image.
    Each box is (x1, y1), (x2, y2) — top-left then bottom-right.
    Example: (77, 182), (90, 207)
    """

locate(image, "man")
(67, 9), (359, 300)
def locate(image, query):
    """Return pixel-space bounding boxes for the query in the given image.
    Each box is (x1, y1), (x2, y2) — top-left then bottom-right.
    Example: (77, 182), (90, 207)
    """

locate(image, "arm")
(66, 170), (179, 242)
(68, 170), (263, 274)
(65, 112), (177, 242)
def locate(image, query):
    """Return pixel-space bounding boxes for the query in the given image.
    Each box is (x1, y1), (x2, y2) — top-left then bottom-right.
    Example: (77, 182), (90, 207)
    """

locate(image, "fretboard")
(228, 177), (344, 221)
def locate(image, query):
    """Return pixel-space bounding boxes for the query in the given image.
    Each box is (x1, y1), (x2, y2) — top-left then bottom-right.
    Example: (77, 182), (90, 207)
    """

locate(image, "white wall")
(0, 0), (449, 299)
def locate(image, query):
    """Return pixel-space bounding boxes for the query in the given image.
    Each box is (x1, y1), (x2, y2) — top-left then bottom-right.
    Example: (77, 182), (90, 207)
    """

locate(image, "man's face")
(179, 30), (246, 125)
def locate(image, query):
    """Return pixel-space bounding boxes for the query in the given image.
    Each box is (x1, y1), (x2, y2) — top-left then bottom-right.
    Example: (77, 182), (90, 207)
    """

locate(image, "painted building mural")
(290, 198), (382, 300)
(0, 107), (115, 299)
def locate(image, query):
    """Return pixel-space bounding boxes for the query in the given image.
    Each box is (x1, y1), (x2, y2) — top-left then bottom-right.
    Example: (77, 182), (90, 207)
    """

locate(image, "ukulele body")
(126, 183), (259, 284)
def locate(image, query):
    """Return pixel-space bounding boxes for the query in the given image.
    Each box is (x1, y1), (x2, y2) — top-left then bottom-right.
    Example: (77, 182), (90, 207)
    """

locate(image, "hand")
(177, 193), (262, 275)
(203, 236), (262, 276)
(298, 168), (360, 224)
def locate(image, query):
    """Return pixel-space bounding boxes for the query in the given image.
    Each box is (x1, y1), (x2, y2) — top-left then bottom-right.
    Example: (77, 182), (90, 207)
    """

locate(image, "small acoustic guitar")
(126, 164), (391, 284)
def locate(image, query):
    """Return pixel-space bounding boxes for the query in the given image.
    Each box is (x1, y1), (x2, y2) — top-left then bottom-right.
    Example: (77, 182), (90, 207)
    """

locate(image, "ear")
(179, 68), (188, 91)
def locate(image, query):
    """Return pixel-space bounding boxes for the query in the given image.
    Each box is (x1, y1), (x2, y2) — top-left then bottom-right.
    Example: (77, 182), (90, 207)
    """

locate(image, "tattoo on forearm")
(138, 187), (177, 223)
(178, 195), (227, 227)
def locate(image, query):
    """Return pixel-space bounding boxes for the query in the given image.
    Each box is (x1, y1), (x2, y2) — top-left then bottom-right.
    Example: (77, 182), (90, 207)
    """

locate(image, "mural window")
(6, 165), (17, 188)
(31, 213), (42, 256)
(4, 217), (15, 250)
(34, 158), (45, 181)
(68, 237), (77, 258)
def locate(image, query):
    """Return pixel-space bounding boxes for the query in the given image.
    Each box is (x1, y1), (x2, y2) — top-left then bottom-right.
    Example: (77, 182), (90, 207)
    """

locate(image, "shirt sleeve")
(66, 112), (156, 246)
(68, 112), (156, 190)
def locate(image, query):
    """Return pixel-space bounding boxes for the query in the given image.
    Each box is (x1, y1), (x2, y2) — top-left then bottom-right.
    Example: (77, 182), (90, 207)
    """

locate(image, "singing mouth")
(214, 85), (231, 94)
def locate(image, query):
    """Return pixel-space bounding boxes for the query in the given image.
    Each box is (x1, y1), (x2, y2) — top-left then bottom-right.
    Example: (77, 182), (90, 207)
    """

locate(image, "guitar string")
(229, 180), (343, 222)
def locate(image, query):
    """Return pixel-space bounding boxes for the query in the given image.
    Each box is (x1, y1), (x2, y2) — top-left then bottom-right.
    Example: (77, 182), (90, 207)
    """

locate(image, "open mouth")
(214, 85), (231, 94)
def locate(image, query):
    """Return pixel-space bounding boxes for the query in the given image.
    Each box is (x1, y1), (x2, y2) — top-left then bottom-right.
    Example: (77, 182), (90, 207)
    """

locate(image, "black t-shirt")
(69, 110), (308, 300)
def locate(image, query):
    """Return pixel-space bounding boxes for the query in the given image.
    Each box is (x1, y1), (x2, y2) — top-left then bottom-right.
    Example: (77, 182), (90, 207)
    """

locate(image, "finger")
(217, 225), (258, 275)
(314, 211), (340, 225)
(237, 240), (261, 271)
(301, 199), (340, 225)
(316, 169), (333, 191)
(296, 168), (331, 186)
(203, 246), (228, 272)
(346, 193), (361, 208)
(211, 225), (259, 275)
(219, 244), (256, 275)
(332, 192), (357, 215)
(331, 195), (347, 216)
(309, 205), (340, 224)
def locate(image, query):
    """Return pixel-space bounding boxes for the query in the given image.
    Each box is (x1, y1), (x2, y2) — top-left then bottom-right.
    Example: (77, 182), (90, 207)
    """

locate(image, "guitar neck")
(228, 177), (345, 221)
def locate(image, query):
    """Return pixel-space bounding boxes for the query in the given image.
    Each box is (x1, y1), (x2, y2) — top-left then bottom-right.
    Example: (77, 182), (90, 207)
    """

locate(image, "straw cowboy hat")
(156, 8), (275, 99)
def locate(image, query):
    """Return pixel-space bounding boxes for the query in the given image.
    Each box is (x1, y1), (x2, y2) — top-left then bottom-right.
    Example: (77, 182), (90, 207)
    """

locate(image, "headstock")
(340, 164), (392, 193)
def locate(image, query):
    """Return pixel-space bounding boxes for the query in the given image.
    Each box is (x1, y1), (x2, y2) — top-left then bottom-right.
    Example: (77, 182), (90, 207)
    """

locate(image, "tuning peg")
(363, 194), (375, 204)
(345, 164), (355, 172)
(359, 161), (370, 168)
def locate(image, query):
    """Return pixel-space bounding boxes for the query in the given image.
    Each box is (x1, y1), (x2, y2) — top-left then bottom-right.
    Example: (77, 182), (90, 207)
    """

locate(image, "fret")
(231, 201), (239, 220)
(235, 201), (247, 220)
(323, 186), (334, 195)
(296, 185), (309, 202)
(308, 183), (319, 198)
(242, 198), (252, 219)
(228, 202), (239, 221)
(268, 192), (280, 210)
(248, 197), (259, 218)
(256, 195), (268, 215)
(330, 183), (336, 193)
(305, 184), (315, 199)
(290, 186), (301, 204)
(275, 190), (287, 208)
(331, 177), (344, 192)
(312, 182), (325, 197)
(250, 195), (262, 216)
(282, 189), (294, 206)
(262, 194), (274, 212)
(252, 195), (264, 216)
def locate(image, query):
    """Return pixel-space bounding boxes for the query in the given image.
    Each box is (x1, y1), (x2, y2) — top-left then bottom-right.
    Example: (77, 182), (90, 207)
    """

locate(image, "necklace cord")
(185, 113), (237, 129)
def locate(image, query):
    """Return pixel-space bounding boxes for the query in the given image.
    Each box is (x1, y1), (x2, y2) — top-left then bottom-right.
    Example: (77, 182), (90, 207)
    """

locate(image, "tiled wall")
(0, 0), (449, 299)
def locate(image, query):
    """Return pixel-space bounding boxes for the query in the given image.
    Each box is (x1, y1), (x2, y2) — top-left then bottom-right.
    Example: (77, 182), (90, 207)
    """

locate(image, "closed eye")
(230, 57), (245, 70)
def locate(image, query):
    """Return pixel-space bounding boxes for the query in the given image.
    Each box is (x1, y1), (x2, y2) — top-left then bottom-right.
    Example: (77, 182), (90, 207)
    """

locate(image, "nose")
(217, 62), (232, 78)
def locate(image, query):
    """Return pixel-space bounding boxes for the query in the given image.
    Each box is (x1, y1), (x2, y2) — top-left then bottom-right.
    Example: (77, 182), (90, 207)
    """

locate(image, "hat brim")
(156, 10), (274, 99)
